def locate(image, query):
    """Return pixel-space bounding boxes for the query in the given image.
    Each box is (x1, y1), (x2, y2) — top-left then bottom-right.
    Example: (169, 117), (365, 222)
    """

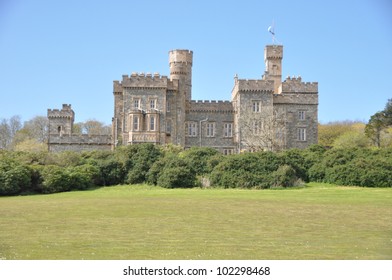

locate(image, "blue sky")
(0, 0), (391, 125)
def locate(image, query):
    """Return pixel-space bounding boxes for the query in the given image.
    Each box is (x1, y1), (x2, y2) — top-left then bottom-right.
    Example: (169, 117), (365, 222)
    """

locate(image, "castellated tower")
(169, 50), (193, 100)
(169, 50), (193, 146)
(263, 45), (283, 94)
(47, 104), (74, 136)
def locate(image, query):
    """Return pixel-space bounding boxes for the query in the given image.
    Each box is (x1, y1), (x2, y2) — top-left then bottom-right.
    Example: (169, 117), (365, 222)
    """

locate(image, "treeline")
(1, 144), (391, 196)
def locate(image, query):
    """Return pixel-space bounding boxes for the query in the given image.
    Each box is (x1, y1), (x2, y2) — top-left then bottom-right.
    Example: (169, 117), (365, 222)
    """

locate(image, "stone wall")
(185, 100), (235, 151)
(48, 134), (112, 152)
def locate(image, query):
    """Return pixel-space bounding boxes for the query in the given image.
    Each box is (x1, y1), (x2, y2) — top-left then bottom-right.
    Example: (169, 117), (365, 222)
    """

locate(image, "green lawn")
(0, 183), (391, 260)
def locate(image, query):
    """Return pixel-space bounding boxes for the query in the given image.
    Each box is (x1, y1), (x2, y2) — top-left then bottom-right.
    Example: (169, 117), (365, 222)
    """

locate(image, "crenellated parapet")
(237, 79), (274, 92)
(187, 100), (234, 113)
(169, 49), (193, 66)
(115, 72), (170, 89)
(278, 76), (318, 94)
(47, 104), (74, 120)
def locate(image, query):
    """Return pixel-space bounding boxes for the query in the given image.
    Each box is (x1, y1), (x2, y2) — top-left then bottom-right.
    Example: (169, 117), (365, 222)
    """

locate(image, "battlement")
(47, 104), (75, 119)
(265, 45), (283, 59)
(117, 72), (169, 89)
(187, 100), (234, 113)
(169, 49), (193, 65)
(279, 76), (318, 94)
(237, 79), (274, 92)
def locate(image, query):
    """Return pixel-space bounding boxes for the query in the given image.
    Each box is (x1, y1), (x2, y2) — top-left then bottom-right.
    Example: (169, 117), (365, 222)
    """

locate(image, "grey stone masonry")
(48, 44), (318, 153)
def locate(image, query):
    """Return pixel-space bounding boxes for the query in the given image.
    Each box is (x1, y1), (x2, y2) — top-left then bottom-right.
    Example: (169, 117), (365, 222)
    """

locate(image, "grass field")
(0, 183), (391, 260)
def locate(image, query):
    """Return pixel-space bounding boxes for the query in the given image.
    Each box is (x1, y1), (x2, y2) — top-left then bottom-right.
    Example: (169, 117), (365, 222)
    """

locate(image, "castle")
(47, 45), (318, 153)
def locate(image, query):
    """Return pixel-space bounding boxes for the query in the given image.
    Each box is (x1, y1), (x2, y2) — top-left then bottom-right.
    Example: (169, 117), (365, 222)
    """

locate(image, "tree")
(81, 119), (111, 135)
(0, 116), (22, 149)
(365, 112), (387, 147)
(318, 121), (359, 147)
(383, 98), (392, 125)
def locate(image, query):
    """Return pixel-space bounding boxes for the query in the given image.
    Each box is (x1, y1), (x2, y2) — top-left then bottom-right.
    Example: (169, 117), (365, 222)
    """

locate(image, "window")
(297, 128), (306, 141)
(186, 122), (197, 137)
(223, 149), (234, 155)
(224, 123), (233, 137)
(166, 119), (171, 133)
(149, 116), (156, 131)
(133, 116), (139, 131)
(252, 101), (261, 113)
(150, 99), (156, 109)
(133, 99), (140, 110)
(166, 100), (170, 112)
(206, 123), (215, 137)
(298, 111), (306, 121)
(252, 120), (261, 135)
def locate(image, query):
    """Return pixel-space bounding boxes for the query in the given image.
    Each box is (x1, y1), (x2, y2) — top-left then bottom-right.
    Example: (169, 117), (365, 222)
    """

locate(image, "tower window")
(298, 111), (306, 121)
(297, 128), (307, 141)
(134, 99), (140, 109)
(252, 101), (261, 113)
(150, 99), (157, 109)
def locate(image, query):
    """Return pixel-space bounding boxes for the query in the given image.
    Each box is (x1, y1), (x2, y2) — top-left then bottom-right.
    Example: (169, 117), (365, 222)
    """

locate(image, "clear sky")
(1, 0), (391, 125)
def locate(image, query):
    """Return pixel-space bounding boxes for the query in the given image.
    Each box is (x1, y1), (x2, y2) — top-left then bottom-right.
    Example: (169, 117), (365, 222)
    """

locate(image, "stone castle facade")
(48, 45), (318, 153)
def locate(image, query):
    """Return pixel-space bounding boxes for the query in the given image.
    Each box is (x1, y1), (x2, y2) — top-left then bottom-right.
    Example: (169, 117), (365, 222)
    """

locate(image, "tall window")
(224, 123), (233, 137)
(186, 122), (197, 137)
(166, 119), (171, 133)
(150, 99), (156, 110)
(298, 111), (306, 121)
(297, 128), (306, 141)
(206, 123), (215, 137)
(133, 99), (140, 110)
(149, 116), (156, 131)
(133, 116), (139, 131)
(252, 101), (261, 113)
(166, 100), (170, 112)
(252, 120), (261, 135)
(223, 149), (234, 155)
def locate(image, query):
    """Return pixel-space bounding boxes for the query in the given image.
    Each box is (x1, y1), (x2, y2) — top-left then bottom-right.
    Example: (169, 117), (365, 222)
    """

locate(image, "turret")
(263, 45), (283, 94)
(47, 104), (75, 136)
(169, 49), (193, 100)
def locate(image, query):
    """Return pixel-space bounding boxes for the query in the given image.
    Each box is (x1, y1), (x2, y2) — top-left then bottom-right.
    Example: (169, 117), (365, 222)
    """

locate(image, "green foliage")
(179, 147), (219, 175)
(116, 143), (162, 184)
(1, 142), (392, 197)
(39, 165), (72, 194)
(210, 152), (286, 189)
(67, 164), (100, 190)
(309, 148), (392, 187)
(333, 129), (369, 149)
(156, 155), (197, 188)
(0, 158), (31, 195)
(271, 165), (298, 188)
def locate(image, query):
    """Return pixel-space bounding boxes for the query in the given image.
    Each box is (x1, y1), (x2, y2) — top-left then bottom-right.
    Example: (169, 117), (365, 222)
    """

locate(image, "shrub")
(271, 165), (298, 188)
(179, 147), (219, 175)
(39, 165), (72, 194)
(67, 164), (100, 190)
(116, 144), (162, 184)
(0, 161), (32, 195)
(156, 156), (197, 188)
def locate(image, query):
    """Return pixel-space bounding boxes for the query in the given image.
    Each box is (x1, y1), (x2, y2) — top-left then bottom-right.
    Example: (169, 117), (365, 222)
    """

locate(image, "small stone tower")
(169, 49), (193, 146)
(263, 45), (283, 94)
(169, 49), (193, 100)
(47, 104), (74, 136)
